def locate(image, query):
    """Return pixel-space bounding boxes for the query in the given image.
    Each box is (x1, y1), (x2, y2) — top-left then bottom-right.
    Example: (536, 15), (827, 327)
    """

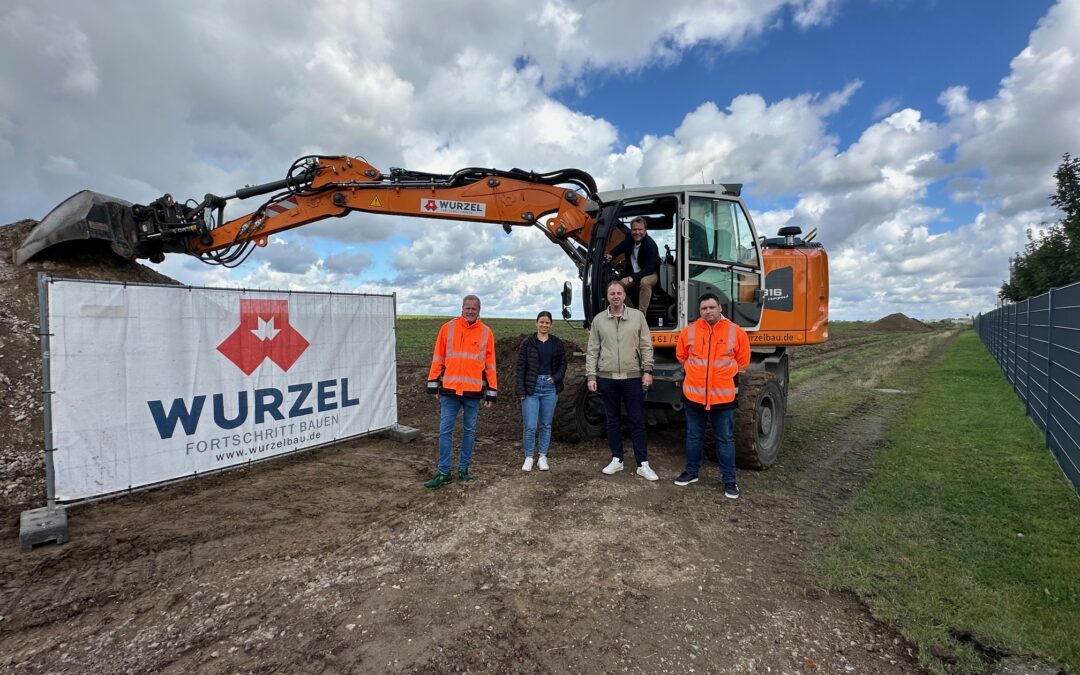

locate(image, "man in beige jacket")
(586, 280), (657, 480)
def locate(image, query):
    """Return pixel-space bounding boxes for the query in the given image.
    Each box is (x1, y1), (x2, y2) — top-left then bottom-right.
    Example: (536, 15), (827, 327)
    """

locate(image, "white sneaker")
(636, 462), (658, 481)
(522, 456), (534, 472)
(601, 458), (624, 475)
(538, 455), (550, 471)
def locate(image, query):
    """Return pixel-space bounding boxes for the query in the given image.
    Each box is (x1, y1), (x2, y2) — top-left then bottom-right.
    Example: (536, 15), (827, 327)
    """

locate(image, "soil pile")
(870, 312), (933, 332)
(0, 219), (180, 525)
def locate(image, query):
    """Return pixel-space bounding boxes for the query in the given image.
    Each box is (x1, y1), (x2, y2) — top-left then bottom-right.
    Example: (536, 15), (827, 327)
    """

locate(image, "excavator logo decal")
(217, 299), (310, 375)
(421, 198), (487, 217)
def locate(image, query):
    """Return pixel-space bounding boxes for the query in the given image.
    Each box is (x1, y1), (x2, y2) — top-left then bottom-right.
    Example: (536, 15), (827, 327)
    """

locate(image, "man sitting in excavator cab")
(602, 203), (679, 328)
(603, 216), (660, 321)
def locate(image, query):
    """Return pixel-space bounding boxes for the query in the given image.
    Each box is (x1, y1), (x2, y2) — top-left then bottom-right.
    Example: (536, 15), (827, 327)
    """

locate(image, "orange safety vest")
(427, 317), (498, 399)
(676, 317), (750, 409)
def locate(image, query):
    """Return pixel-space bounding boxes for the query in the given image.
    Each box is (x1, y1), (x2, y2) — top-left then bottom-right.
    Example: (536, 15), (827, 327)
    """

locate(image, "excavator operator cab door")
(682, 193), (764, 329)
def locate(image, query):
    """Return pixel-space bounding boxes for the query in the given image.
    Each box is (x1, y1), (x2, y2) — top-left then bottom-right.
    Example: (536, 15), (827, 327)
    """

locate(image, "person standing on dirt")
(516, 311), (567, 472)
(604, 217), (660, 320)
(424, 295), (498, 489)
(673, 292), (750, 499)
(586, 280), (657, 481)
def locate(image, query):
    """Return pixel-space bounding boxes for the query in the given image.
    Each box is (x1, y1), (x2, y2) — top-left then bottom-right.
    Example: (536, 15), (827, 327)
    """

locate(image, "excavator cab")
(581, 184), (764, 333)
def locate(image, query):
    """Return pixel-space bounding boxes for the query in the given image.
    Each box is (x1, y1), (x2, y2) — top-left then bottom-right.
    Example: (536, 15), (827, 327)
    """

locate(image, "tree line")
(999, 153), (1080, 302)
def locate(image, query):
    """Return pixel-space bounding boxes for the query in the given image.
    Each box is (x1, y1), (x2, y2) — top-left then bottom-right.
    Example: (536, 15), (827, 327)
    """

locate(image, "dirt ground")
(0, 219), (964, 674)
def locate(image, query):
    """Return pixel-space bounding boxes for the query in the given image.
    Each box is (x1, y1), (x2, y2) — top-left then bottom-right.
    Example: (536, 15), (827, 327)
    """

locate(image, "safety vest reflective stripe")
(443, 376), (484, 387)
(684, 386), (736, 397)
(686, 357), (709, 366)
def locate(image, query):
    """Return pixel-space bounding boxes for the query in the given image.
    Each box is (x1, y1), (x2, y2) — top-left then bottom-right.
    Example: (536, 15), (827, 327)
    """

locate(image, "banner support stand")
(20, 273), (69, 553)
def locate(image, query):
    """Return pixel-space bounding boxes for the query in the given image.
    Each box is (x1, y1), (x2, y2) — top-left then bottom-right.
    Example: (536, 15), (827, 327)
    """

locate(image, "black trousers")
(597, 377), (648, 466)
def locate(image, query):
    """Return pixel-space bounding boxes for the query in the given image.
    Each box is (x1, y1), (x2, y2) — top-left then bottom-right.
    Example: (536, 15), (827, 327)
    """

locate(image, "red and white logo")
(419, 198), (486, 217)
(217, 299), (310, 375)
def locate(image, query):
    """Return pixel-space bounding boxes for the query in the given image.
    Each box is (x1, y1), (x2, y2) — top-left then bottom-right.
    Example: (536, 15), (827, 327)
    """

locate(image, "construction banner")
(43, 278), (396, 501)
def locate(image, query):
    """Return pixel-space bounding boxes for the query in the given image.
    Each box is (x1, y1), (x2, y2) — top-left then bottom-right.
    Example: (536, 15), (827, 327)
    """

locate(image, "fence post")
(1045, 289), (1054, 449)
(38, 273), (56, 508)
(1010, 302), (1016, 385)
(1024, 298), (1032, 415)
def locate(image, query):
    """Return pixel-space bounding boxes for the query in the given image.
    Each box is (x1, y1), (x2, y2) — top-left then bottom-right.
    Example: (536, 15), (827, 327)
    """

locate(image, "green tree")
(1000, 153), (1080, 301)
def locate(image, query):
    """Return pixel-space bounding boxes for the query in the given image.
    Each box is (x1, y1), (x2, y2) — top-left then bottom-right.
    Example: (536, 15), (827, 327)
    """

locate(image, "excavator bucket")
(14, 191), (141, 265)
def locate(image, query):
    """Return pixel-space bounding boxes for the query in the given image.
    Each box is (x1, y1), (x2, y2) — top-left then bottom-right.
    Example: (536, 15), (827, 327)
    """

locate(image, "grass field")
(395, 315), (587, 362)
(818, 330), (1080, 673)
(394, 315), (882, 363)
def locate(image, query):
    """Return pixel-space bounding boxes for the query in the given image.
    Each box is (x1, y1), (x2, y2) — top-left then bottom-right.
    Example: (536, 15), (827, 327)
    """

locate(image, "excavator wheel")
(734, 371), (786, 469)
(552, 370), (605, 442)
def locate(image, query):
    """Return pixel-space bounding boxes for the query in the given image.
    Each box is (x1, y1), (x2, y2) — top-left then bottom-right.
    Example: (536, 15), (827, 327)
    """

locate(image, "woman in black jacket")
(516, 311), (567, 471)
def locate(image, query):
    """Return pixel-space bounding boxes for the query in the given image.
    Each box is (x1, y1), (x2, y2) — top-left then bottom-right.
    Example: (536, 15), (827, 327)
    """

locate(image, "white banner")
(45, 279), (397, 501)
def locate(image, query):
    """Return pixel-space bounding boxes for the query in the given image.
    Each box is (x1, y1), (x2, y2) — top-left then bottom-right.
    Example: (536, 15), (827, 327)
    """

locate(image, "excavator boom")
(15, 155), (601, 268)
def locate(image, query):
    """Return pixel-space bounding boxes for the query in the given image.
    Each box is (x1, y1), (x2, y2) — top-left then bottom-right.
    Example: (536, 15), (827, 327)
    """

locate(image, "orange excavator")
(15, 154), (828, 468)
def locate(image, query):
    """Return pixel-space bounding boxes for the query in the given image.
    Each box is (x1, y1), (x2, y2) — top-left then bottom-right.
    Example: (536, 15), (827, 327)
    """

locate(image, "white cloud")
(870, 96), (902, 120)
(1, 8), (100, 95)
(941, 1), (1080, 217)
(323, 250), (374, 275)
(4, 0), (1079, 322)
(41, 155), (80, 176)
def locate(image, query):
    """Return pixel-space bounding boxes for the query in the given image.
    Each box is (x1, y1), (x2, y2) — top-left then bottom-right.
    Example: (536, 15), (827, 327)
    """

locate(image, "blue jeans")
(438, 395), (480, 474)
(597, 377), (648, 466)
(684, 405), (736, 483)
(522, 375), (558, 457)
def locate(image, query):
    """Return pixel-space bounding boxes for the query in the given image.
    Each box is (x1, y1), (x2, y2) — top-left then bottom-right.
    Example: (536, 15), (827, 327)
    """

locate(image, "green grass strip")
(818, 330), (1080, 673)
(394, 317), (588, 362)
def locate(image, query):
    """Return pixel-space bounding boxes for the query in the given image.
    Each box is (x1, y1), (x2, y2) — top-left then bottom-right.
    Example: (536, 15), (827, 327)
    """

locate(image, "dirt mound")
(0, 220), (181, 526)
(870, 312), (933, 332)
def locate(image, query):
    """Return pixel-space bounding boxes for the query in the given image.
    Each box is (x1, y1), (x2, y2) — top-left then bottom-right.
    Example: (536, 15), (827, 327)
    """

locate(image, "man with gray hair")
(424, 294), (498, 489)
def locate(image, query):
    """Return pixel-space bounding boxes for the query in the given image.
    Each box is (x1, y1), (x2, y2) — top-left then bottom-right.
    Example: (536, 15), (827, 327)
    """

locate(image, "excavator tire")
(552, 370), (605, 443)
(734, 371), (786, 470)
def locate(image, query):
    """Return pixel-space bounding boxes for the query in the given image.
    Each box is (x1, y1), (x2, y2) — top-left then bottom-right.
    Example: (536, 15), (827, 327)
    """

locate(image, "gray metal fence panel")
(1016, 299), (1030, 409)
(976, 280), (1080, 495)
(1048, 283), (1080, 490)
(1028, 293), (1051, 434)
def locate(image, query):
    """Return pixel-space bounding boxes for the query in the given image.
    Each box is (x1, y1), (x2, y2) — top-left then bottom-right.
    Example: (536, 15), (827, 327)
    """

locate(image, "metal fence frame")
(975, 280), (1080, 495)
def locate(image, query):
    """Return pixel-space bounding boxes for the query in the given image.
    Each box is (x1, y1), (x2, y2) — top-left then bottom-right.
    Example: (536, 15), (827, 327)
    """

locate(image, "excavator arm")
(14, 155), (601, 268)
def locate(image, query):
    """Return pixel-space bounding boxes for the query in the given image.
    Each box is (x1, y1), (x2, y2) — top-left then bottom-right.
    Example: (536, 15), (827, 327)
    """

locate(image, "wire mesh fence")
(975, 280), (1080, 495)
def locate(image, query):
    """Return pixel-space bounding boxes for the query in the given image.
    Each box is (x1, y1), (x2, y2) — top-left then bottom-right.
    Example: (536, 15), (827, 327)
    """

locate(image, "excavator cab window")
(684, 195), (763, 329)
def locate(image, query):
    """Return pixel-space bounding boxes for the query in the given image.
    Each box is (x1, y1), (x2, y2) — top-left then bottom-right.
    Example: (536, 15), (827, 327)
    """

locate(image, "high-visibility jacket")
(676, 317), (750, 409)
(427, 317), (498, 400)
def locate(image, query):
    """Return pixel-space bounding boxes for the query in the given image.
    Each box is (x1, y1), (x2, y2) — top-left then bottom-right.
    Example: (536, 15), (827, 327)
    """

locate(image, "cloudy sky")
(1, 0), (1076, 319)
